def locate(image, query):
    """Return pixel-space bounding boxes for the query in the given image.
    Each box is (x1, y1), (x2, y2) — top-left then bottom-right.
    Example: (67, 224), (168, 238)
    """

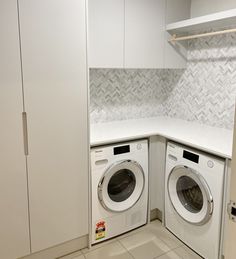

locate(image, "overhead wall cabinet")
(125, 0), (165, 68)
(88, 0), (124, 68)
(0, 0), (89, 258)
(88, 0), (190, 69)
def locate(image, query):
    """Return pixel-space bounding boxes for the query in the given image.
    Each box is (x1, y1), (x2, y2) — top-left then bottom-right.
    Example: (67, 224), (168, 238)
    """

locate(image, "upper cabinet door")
(0, 1), (30, 258)
(88, 0), (125, 68)
(18, 0), (89, 252)
(125, 0), (166, 68)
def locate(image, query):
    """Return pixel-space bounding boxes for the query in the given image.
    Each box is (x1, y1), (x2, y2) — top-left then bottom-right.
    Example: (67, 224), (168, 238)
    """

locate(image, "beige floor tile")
(72, 256), (85, 259)
(146, 223), (183, 249)
(173, 246), (202, 259)
(116, 224), (148, 240)
(156, 250), (182, 259)
(149, 220), (163, 229)
(119, 229), (171, 259)
(57, 250), (83, 259)
(84, 241), (133, 259)
(58, 251), (84, 259)
(81, 238), (117, 254)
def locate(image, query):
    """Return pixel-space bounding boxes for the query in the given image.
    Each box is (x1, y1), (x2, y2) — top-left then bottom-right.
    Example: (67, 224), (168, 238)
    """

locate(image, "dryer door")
(168, 165), (213, 225)
(98, 160), (144, 212)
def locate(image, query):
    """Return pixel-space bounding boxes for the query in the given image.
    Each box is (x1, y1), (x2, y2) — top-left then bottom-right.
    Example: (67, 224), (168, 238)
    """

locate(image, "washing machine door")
(168, 165), (213, 225)
(98, 160), (145, 212)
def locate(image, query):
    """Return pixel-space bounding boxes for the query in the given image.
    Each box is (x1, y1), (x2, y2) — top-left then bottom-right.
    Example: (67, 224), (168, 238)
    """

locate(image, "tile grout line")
(118, 223), (183, 259)
(145, 225), (184, 251)
(80, 220), (199, 259)
(154, 240), (187, 259)
(118, 236), (182, 259)
(81, 238), (118, 255)
(116, 224), (184, 259)
(152, 246), (184, 259)
(57, 250), (85, 259)
(116, 239), (135, 259)
(81, 225), (147, 255)
(153, 244), (202, 259)
(60, 220), (202, 259)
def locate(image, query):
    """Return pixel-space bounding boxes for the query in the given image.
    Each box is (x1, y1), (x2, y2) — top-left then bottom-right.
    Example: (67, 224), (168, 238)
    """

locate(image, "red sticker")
(95, 221), (106, 240)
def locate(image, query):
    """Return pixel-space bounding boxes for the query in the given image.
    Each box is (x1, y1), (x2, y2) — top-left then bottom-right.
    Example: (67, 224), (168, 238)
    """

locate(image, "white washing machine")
(165, 142), (225, 259)
(90, 139), (148, 244)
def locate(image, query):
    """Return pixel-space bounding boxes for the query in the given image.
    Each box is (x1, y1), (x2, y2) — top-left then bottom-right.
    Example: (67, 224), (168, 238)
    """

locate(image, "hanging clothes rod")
(169, 27), (236, 43)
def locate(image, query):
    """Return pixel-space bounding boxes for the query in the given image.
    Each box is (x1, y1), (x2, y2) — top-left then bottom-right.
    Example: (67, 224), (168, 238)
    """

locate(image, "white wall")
(166, 0), (191, 23)
(191, 0), (236, 17)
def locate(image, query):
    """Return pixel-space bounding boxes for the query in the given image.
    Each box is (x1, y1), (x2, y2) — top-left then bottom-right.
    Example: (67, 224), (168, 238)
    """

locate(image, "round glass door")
(176, 176), (203, 213)
(98, 160), (144, 212)
(168, 166), (213, 225)
(108, 169), (136, 202)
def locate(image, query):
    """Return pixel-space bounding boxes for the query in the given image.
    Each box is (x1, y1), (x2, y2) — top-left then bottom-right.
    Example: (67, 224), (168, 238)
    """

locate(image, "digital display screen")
(114, 145), (130, 155)
(183, 150), (199, 163)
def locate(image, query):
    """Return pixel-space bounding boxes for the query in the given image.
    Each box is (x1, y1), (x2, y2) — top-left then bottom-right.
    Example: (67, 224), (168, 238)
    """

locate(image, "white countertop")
(90, 117), (233, 159)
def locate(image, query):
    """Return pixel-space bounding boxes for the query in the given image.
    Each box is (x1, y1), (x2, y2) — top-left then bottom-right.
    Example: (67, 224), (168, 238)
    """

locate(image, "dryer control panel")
(167, 141), (224, 173)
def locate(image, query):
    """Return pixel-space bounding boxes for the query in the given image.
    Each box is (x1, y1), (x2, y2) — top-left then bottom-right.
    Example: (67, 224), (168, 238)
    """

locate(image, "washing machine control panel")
(92, 140), (148, 168)
(112, 141), (145, 155)
(113, 145), (130, 155)
(183, 150), (199, 164)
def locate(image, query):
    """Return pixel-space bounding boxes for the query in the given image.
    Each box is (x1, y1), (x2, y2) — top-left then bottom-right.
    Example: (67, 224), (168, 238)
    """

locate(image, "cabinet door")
(18, 0), (89, 252)
(125, 0), (165, 68)
(0, 1), (30, 258)
(88, 0), (124, 68)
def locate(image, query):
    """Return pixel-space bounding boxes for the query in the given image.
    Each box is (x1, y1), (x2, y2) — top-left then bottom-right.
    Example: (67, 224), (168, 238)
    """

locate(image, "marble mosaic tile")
(90, 32), (236, 130)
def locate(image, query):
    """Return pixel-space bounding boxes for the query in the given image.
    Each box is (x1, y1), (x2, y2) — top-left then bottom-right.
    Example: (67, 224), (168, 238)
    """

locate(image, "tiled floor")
(59, 220), (202, 259)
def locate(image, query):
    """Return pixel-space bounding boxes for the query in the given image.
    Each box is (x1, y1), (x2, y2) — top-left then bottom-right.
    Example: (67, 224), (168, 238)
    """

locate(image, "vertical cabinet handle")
(22, 112), (29, 156)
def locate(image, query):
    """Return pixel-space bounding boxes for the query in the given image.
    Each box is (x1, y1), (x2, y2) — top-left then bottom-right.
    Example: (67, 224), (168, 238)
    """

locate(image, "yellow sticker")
(95, 221), (106, 240)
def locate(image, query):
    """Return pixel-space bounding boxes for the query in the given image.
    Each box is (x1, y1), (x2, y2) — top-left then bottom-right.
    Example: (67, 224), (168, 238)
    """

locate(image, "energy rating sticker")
(95, 221), (106, 240)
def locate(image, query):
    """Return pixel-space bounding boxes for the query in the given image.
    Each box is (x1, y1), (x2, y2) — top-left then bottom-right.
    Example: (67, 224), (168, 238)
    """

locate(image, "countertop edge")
(91, 133), (232, 159)
(90, 118), (233, 159)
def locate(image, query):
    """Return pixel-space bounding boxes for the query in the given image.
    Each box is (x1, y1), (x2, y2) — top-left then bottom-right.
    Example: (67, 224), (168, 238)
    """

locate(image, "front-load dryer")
(91, 139), (148, 244)
(165, 142), (225, 259)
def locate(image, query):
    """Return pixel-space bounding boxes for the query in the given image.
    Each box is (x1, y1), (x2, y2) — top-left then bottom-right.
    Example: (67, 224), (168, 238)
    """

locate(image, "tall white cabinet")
(18, 0), (89, 253)
(0, 1), (30, 258)
(0, 0), (89, 257)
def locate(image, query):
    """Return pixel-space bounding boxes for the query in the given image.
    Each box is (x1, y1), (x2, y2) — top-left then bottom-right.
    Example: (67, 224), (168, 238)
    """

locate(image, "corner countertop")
(90, 117), (233, 159)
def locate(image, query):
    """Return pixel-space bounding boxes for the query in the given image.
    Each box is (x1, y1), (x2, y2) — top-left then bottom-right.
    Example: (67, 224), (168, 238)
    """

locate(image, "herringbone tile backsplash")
(90, 33), (236, 130)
